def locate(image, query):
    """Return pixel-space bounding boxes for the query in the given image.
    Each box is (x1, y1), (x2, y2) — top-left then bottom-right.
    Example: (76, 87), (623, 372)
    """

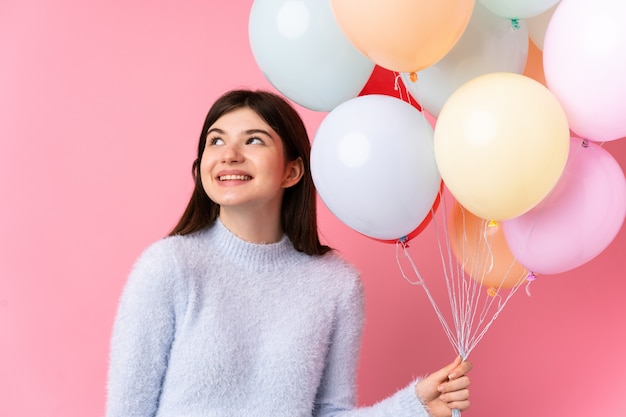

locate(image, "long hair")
(169, 89), (331, 256)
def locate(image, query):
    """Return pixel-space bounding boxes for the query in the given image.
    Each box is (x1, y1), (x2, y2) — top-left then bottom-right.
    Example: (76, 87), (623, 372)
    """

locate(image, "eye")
(208, 136), (224, 146)
(246, 136), (265, 145)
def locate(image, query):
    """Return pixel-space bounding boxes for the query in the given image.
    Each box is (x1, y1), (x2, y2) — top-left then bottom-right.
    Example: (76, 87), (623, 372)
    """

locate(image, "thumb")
(416, 356), (463, 402)
(432, 356), (463, 383)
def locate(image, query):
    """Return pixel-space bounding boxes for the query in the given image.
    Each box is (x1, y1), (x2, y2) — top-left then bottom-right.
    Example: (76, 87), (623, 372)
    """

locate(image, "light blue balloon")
(249, 0), (375, 112)
(311, 95), (441, 240)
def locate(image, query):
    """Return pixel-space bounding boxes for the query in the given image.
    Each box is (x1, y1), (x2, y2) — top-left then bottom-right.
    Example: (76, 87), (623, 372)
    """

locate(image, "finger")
(447, 399), (471, 412)
(448, 359), (472, 380)
(443, 356), (463, 378)
(440, 375), (471, 393)
(427, 361), (458, 384)
(439, 387), (470, 403)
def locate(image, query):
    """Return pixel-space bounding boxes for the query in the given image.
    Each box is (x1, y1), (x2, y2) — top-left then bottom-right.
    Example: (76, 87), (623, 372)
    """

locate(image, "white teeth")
(219, 175), (251, 181)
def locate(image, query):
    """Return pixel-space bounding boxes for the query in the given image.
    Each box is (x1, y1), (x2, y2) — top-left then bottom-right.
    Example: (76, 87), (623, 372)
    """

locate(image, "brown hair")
(169, 89), (331, 256)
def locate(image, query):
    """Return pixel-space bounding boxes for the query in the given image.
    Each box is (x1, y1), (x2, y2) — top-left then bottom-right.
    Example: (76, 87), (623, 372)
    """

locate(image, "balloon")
(543, 0), (626, 142)
(434, 72), (570, 221)
(358, 66), (398, 96)
(523, 39), (547, 87)
(526, 2), (559, 50)
(402, 2), (529, 118)
(359, 65), (424, 112)
(311, 95), (441, 240)
(478, 0), (560, 20)
(503, 137), (626, 275)
(329, 0), (474, 73)
(376, 182), (443, 244)
(449, 201), (528, 289)
(249, 0), (375, 112)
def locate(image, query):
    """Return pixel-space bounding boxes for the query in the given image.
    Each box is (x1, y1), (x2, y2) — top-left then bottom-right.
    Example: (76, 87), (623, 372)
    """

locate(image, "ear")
(282, 157), (304, 188)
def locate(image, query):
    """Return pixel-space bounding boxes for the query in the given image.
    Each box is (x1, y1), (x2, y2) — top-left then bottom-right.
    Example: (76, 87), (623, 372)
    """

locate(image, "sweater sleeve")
(105, 240), (184, 417)
(313, 273), (431, 417)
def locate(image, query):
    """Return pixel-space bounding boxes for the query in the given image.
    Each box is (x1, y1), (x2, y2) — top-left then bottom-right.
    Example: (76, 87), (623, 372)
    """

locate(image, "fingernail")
(438, 385), (444, 392)
(448, 373), (456, 380)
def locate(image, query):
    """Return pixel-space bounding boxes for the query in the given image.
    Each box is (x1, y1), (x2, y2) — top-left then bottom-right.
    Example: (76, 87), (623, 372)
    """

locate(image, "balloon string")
(393, 72), (402, 94)
(394, 193), (533, 417)
(394, 71), (424, 112)
(466, 282), (523, 355)
(395, 241), (458, 350)
(394, 72), (410, 107)
(397, 191), (529, 361)
(481, 220), (496, 274)
(429, 194), (465, 350)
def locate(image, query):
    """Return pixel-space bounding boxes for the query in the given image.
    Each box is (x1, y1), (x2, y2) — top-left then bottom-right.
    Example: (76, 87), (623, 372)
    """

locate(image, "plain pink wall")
(1, 1), (624, 416)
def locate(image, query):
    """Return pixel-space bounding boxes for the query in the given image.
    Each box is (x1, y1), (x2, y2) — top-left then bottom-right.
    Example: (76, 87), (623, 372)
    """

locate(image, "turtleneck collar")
(200, 218), (305, 272)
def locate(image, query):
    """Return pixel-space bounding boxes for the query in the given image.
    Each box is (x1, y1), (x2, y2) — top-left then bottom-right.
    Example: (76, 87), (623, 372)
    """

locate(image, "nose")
(221, 143), (243, 163)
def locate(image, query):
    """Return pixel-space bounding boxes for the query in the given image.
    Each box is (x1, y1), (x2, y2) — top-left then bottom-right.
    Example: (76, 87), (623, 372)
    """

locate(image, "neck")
(218, 208), (283, 244)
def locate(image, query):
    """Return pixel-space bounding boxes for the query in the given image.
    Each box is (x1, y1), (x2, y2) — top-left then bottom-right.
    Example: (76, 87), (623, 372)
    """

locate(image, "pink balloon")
(543, 0), (626, 142)
(502, 137), (626, 275)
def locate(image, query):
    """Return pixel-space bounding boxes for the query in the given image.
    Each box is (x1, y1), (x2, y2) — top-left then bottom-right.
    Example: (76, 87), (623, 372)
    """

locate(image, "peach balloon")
(449, 202), (528, 289)
(330, 0), (474, 73)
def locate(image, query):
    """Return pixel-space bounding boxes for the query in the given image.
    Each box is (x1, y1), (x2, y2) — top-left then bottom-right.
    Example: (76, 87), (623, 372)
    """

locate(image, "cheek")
(198, 157), (207, 179)
(199, 149), (216, 177)
(199, 157), (213, 192)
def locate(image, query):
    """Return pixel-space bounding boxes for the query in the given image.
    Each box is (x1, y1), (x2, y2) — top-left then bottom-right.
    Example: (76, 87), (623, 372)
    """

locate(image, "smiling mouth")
(219, 175), (252, 181)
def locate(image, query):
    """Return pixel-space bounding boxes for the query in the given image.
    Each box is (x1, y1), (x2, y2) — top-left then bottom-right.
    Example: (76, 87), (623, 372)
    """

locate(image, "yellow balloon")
(330, 0), (475, 73)
(434, 72), (570, 220)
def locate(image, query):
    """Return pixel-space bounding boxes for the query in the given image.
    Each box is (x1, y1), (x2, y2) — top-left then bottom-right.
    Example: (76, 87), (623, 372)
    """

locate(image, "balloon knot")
(409, 72), (418, 82)
(398, 235), (410, 248)
(510, 18), (520, 30)
(487, 287), (498, 297)
(525, 273), (536, 297)
(581, 138), (589, 148)
(487, 220), (498, 227)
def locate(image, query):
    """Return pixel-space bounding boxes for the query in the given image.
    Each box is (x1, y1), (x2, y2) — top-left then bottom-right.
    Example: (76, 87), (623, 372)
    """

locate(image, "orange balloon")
(449, 202), (528, 289)
(330, 0), (475, 73)
(523, 40), (546, 87)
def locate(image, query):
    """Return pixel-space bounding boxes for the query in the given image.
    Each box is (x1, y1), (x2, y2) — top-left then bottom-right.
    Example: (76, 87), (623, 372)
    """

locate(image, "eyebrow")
(245, 129), (273, 137)
(206, 127), (274, 138)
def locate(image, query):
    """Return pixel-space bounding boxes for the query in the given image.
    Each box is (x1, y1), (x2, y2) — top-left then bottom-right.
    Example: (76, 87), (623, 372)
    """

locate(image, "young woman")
(106, 89), (472, 417)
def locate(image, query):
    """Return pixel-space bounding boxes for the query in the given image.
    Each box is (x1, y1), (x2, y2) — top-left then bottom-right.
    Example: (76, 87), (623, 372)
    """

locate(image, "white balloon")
(527, 2), (559, 50)
(478, 0), (560, 20)
(311, 95), (441, 240)
(249, 0), (375, 112)
(401, 2), (528, 118)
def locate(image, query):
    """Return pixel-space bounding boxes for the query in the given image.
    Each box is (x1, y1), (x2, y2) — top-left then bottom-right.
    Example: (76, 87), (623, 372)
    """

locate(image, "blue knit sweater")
(106, 219), (429, 417)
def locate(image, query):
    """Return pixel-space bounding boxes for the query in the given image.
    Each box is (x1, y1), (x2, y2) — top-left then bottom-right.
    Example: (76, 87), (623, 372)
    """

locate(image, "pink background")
(1, 1), (625, 416)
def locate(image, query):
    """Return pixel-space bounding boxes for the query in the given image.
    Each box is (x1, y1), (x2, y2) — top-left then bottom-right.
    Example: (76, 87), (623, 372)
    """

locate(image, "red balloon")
(358, 66), (422, 111)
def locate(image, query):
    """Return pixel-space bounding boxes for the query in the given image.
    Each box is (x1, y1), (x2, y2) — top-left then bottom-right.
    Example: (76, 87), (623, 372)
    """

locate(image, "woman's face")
(200, 107), (302, 217)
